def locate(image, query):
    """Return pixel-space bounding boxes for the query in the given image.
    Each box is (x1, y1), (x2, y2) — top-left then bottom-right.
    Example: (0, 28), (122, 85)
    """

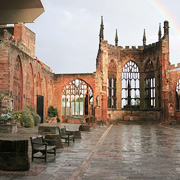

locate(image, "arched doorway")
(62, 79), (93, 116)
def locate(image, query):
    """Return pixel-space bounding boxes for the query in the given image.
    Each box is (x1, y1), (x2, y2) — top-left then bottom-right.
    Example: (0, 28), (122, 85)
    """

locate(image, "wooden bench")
(30, 136), (56, 162)
(58, 127), (75, 146)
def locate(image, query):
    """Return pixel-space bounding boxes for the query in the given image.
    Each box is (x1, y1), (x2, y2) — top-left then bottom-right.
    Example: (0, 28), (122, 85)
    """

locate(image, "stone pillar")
(95, 106), (101, 121)
(101, 93), (107, 123)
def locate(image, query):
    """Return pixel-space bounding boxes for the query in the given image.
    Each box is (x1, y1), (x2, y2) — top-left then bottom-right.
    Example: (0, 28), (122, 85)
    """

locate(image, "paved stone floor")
(1, 124), (180, 180)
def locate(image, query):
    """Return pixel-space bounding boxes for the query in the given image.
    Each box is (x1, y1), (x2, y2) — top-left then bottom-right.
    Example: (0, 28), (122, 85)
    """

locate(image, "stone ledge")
(124, 115), (140, 121)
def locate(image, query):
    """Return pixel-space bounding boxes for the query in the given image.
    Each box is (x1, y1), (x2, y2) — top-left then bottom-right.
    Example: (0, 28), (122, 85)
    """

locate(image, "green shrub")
(13, 112), (22, 119)
(20, 109), (34, 128)
(48, 106), (58, 117)
(30, 111), (41, 126)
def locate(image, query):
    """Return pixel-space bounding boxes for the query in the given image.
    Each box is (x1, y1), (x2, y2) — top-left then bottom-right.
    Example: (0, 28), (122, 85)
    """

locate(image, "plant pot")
(0, 124), (17, 133)
(46, 117), (57, 123)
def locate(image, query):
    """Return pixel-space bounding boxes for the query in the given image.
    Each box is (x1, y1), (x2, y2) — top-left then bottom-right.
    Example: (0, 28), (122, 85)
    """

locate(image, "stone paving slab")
(80, 125), (180, 180)
(0, 125), (108, 180)
(1, 124), (180, 179)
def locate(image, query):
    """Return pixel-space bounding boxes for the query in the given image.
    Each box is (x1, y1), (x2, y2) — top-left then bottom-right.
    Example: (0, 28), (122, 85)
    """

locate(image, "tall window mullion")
(107, 78), (117, 108)
(145, 60), (155, 108)
(107, 60), (117, 109)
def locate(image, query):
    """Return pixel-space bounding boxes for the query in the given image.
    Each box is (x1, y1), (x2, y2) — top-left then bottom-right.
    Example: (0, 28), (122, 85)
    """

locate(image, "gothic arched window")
(176, 79), (180, 110)
(122, 61), (140, 108)
(107, 60), (117, 108)
(145, 60), (155, 108)
(62, 79), (93, 116)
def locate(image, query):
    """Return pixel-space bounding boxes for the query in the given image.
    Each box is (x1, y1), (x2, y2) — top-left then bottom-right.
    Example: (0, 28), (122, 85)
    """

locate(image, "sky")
(26, 0), (180, 74)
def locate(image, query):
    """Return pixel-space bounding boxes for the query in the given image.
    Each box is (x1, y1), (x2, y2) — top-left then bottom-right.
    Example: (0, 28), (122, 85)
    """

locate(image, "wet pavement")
(1, 124), (180, 179)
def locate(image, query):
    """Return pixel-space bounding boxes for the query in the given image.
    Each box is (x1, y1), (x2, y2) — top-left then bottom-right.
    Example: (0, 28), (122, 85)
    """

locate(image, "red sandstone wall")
(0, 26), (54, 121)
(0, 21), (175, 124)
(54, 73), (96, 122)
(14, 24), (35, 57)
(0, 42), (10, 94)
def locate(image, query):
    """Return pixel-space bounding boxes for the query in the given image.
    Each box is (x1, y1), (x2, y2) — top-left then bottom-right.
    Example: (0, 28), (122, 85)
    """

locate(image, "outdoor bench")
(30, 135), (56, 162)
(58, 127), (75, 146)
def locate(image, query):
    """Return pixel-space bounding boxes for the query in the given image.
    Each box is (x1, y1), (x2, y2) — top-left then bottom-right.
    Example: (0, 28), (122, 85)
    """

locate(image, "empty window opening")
(107, 60), (117, 108)
(145, 60), (155, 108)
(122, 61), (140, 108)
(62, 79), (93, 116)
(176, 79), (180, 110)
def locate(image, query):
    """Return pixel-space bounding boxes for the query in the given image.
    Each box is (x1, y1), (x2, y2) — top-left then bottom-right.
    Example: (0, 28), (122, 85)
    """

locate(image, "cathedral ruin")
(0, 1), (179, 124)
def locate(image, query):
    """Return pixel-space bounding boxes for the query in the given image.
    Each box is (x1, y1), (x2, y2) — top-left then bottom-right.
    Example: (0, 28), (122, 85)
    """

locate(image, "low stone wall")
(0, 139), (30, 171)
(67, 118), (82, 124)
(0, 124), (17, 133)
(124, 115), (140, 121)
(38, 125), (59, 134)
(108, 109), (162, 122)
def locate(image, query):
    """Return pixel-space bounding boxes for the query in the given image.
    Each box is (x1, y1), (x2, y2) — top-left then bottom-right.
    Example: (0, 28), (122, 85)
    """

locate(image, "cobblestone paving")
(1, 125), (180, 180)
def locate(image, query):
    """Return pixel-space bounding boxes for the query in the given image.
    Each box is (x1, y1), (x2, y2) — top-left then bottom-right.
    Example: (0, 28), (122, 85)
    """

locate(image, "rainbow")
(146, 0), (180, 36)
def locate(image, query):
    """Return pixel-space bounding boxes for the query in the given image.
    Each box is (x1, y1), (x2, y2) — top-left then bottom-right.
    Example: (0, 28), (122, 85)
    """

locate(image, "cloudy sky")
(26, 0), (180, 74)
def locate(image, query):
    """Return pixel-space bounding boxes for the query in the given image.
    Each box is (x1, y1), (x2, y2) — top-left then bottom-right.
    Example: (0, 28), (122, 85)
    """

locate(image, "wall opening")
(62, 79), (93, 116)
(122, 61), (140, 108)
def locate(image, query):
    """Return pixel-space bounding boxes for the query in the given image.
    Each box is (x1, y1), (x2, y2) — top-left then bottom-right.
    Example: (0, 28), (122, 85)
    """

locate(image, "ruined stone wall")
(14, 24), (35, 58)
(0, 24), (54, 120)
(96, 35), (164, 122)
(0, 21), (176, 124)
(54, 73), (96, 122)
(107, 109), (161, 122)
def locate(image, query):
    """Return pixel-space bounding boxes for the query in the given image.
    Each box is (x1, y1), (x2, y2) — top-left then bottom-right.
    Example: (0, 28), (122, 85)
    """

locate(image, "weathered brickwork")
(0, 20), (179, 123)
(96, 20), (176, 123)
(0, 24), (54, 119)
(54, 73), (96, 122)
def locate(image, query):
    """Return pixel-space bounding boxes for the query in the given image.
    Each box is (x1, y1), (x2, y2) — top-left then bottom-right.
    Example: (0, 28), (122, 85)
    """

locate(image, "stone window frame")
(144, 60), (155, 108)
(122, 60), (140, 108)
(176, 79), (180, 110)
(107, 78), (116, 108)
(62, 79), (93, 116)
(107, 60), (117, 109)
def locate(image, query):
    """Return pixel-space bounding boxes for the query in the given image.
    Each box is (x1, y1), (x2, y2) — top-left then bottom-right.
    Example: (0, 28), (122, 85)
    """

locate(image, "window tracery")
(62, 79), (93, 116)
(122, 61), (140, 108)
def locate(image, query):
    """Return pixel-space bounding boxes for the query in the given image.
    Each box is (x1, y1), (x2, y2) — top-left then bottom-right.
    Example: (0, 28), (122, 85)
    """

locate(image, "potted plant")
(0, 109), (17, 133)
(46, 106), (59, 123)
(0, 110), (13, 124)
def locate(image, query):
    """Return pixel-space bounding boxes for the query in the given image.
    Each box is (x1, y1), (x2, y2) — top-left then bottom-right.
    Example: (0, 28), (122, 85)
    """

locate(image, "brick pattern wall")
(14, 24), (35, 58)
